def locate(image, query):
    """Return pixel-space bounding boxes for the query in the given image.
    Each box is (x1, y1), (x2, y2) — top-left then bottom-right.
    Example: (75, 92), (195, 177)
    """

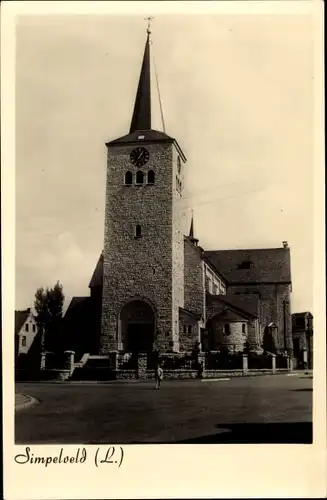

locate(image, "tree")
(34, 281), (64, 352)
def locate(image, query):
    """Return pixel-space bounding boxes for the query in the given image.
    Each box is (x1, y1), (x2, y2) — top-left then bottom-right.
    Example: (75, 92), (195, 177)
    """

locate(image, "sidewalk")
(15, 393), (38, 411)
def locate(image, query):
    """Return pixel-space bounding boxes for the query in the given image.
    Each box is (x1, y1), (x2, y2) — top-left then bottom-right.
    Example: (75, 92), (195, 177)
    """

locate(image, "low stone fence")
(40, 369), (71, 381)
(15, 368), (71, 382)
(115, 369), (199, 380)
(203, 370), (244, 378)
(17, 349), (293, 381)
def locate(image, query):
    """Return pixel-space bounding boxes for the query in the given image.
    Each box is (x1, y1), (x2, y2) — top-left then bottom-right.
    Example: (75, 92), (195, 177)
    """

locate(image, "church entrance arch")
(120, 300), (155, 353)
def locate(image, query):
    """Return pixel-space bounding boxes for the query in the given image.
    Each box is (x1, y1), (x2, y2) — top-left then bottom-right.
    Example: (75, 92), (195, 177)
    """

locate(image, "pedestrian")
(154, 362), (163, 390)
(197, 361), (204, 379)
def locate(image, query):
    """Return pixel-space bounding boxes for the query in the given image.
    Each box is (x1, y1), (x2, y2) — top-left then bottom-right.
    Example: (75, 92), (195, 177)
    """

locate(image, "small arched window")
(136, 170), (144, 184)
(224, 324), (230, 335)
(147, 170), (155, 184)
(242, 323), (246, 334)
(135, 225), (142, 238)
(124, 171), (133, 185)
(188, 325), (192, 334)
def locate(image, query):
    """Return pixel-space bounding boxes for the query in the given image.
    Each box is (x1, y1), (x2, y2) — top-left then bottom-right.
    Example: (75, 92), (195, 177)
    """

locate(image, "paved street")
(15, 373), (312, 444)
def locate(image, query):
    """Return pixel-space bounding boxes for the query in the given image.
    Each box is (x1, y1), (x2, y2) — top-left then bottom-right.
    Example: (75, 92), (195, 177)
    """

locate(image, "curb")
(15, 393), (39, 412)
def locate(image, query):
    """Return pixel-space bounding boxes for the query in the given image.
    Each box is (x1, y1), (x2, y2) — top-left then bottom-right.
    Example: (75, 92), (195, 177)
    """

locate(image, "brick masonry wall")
(184, 239), (205, 317)
(179, 322), (199, 352)
(209, 317), (248, 352)
(100, 141), (185, 354)
(205, 300), (259, 349)
(247, 318), (260, 347)
(228, 283), (292, 351)
(172, 148), (185, 350)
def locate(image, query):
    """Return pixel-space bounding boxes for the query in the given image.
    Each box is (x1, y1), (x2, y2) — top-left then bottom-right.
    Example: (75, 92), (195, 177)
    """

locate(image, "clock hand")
(137, 151), (144, 161)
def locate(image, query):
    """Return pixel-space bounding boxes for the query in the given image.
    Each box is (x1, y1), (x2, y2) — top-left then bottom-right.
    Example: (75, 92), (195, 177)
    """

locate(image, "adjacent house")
(292, 312), (313, 369)
(15, 308), (38, 359)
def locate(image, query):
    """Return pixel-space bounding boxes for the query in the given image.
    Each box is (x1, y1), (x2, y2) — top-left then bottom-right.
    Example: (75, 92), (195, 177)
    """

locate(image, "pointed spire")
(129, 21), (153, 133)
(189, 211), (199, 246)
(189, 212), (195, 239)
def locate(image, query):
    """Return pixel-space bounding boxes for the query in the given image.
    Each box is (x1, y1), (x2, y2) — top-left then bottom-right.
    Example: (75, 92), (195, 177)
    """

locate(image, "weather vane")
(145, 16), (154, 35)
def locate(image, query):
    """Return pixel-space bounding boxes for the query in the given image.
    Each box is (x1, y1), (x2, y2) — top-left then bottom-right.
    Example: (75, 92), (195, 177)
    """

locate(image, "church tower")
(100, 24), (186, 354)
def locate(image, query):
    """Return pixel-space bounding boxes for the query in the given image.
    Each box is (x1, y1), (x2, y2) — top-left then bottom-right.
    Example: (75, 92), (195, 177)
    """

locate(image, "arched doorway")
(120, 300), (155, 353)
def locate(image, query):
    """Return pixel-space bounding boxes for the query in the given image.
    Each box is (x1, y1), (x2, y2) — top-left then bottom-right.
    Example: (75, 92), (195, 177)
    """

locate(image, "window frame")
(147, 170), (155, 184)
(135, 225), (142, 238)
(124, 171), (133, 185)
(136, 170), (144, 185)
(224, 323), (230, 335)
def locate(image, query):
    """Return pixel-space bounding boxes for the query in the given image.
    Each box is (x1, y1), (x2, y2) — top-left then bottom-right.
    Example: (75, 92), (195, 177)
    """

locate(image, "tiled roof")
(292, 312), (313, 318)
(204, 248), (291, 284)
(65, 297), (91, 316)
(15, 309), (30, 335)
(107, 129), (174, 146)
(211, 308), (250, 323)
(226, 292), (260, 318)
(106, 129), (187, 162)
(179, 307), (202, 321)
(206, 293), (257, 319)
(89, 253), (103, 288)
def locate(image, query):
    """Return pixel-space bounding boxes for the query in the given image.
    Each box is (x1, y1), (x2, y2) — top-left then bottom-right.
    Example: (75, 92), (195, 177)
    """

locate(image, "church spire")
(189, 211), (199, 246)
(129, 19), (153, 133)
(189, 213), (195, 239)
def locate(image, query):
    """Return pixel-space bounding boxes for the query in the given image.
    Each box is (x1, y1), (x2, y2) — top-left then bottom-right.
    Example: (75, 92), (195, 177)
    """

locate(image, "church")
(63, 24), (293, 359)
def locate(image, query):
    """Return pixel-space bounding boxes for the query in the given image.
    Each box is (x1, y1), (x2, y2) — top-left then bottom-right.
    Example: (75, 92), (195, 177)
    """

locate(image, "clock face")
(129, 147), (150, 167)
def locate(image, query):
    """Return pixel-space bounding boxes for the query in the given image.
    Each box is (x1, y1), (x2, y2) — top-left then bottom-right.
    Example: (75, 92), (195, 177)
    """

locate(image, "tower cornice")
(106, 131), (187, 162)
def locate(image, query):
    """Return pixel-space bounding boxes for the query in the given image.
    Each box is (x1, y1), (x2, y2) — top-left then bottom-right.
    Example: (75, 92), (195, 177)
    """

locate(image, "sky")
(15, 12), (316, 313)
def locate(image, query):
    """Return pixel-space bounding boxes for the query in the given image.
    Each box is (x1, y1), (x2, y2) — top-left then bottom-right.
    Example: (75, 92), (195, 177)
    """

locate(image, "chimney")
(282, 241), (288, 248)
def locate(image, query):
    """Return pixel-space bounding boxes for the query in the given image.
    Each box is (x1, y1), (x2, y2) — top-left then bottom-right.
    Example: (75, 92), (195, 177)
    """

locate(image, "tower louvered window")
(136, 170), (144, 184)
(147, 170), (155, 184)
(125, 171), (133, 185)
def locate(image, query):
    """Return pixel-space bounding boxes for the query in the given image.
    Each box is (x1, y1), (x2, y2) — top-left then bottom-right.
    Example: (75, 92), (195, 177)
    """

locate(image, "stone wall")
(209, 317), (248, 352)
(247, 319), (260, 347)
(171, 148), (186, 351)
(100, 141), (185, 353)
(184, 239), (204, 317)
(179, 322), (199, 352)
(228, 283), (292, 352)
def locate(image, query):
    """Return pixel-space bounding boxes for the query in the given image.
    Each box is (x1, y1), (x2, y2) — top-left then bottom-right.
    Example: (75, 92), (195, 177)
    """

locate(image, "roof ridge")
(206, 294), (257, 318)
(205, 247), (289, 252)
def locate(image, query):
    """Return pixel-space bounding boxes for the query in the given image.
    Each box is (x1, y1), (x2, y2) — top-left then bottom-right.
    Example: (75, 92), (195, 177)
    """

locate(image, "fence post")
(64, 350), (75, 377)
(242, 354), (248, 375)
(271, 354), (276, 374)
(40, 351), (47, 370)
(109, 351), (119, 371)
(287, 356), (293, 372)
